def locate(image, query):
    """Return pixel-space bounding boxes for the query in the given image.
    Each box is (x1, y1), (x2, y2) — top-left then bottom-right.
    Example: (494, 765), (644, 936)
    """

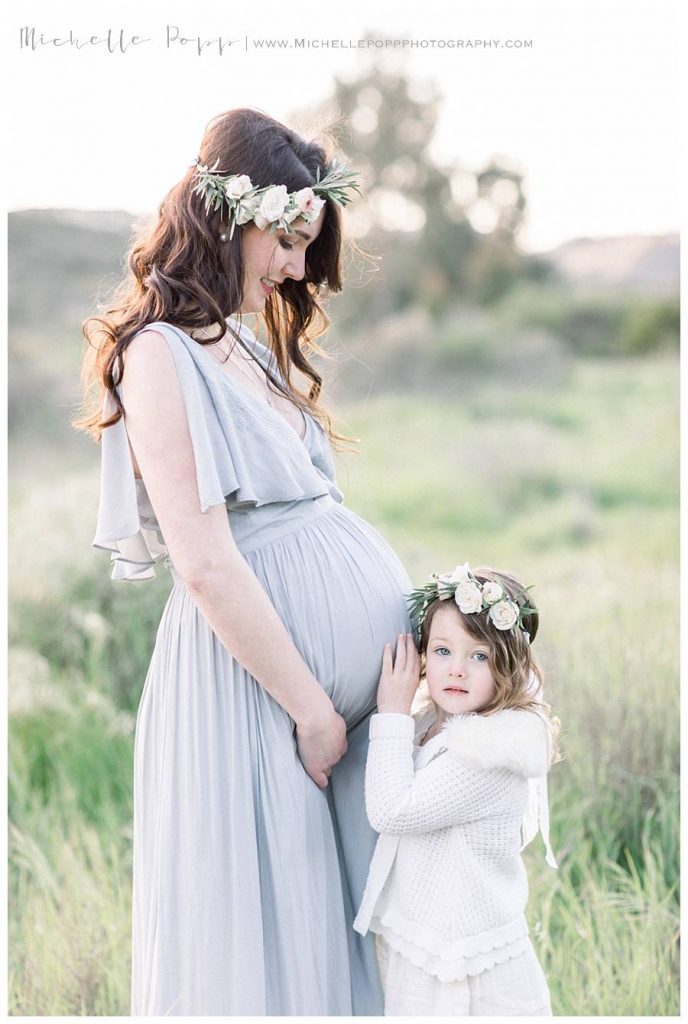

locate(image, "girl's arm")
(367, 635), (516, 834)
(120, 329), (347, 788)
(364, 714), (518, 834)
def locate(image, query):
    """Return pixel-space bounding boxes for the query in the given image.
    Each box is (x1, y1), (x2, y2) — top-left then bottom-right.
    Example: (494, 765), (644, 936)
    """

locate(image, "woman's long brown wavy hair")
(74, 108), (349, 444)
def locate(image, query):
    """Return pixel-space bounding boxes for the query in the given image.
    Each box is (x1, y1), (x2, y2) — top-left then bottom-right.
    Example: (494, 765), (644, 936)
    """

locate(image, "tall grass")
(529, 841), (679, 1015)
(8, 353), (678, 1014)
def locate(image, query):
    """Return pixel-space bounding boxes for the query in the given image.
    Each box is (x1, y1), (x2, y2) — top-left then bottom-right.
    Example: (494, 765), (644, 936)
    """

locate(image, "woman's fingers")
(295, 710), (348, 790)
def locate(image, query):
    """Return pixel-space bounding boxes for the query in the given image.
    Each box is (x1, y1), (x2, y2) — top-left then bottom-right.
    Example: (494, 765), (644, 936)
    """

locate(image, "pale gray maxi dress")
(93, 319), (413, 1016)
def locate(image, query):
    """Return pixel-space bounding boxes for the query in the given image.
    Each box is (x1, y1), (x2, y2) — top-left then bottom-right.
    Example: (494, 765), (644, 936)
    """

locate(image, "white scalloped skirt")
(376, 935), (552, 1016)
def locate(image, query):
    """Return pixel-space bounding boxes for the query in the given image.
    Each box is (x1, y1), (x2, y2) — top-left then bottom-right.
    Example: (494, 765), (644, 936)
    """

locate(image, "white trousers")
(377, 937), (552, 1016)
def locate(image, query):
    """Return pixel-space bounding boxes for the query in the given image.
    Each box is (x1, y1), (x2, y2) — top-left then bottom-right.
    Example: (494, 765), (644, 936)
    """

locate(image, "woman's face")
(238, 207), (326, 314)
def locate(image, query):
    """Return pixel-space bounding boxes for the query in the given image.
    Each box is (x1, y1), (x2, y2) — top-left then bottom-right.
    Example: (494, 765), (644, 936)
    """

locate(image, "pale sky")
(6, 0), (680, 252)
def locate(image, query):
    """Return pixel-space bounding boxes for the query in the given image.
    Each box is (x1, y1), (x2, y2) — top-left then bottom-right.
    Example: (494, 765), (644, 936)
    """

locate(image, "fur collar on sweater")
(442, 708), (551, 778)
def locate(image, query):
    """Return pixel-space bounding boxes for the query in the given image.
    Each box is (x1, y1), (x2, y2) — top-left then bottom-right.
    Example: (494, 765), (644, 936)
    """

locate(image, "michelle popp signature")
(18, 26), (242, 56)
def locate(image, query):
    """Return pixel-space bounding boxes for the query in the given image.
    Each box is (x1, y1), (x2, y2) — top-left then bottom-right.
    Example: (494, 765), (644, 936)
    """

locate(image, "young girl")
(354, 564), (559, 1016)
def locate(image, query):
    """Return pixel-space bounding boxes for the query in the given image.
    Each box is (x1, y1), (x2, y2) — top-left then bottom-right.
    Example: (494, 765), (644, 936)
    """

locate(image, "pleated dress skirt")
(92, 319), (414, 1015)
(130, 496), (412, 1015)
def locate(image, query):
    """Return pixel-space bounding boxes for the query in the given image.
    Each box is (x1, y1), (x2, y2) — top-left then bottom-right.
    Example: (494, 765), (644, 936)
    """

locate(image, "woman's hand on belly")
(296, 706), (348, 789)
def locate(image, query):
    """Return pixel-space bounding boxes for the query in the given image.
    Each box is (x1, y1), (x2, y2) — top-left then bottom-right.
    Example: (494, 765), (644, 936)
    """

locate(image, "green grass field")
(8, 353), (679, 1015)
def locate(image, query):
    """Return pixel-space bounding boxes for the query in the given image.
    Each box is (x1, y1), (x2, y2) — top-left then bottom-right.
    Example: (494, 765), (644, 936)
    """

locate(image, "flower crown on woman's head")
(407, 563), (537, 642)
(191, 158), (361, 239)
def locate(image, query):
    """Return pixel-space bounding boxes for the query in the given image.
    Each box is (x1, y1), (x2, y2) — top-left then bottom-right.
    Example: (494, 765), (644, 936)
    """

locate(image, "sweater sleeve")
(364, 713), (518, 836)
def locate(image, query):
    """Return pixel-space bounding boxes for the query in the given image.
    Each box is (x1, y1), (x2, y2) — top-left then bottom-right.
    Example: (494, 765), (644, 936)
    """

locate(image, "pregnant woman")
(78, 108), (412, 1015)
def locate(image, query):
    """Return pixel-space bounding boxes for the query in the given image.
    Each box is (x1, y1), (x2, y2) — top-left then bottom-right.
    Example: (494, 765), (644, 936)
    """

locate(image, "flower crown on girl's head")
(191, 158), (361, 239)
(407, 563), (537, 643)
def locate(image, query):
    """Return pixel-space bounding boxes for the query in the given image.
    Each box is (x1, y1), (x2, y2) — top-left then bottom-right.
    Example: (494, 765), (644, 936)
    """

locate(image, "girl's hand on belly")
(376, 634), (420, 716)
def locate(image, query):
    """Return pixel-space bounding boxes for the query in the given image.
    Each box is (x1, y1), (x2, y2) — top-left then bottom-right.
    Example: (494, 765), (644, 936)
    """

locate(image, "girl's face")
(238, 207), (326, 314)
(425, 604), (497, 719)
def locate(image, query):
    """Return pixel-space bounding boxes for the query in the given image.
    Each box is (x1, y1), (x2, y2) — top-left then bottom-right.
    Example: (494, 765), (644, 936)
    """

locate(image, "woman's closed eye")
(279, 238), (295, 251)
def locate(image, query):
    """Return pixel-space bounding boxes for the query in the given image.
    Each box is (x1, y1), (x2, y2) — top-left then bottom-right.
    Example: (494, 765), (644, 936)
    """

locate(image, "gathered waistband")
(169, 493), (339, 587)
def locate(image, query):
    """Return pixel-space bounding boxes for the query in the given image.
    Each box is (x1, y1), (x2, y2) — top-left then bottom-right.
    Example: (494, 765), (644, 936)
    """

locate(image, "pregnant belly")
(243, 502), (413, 727)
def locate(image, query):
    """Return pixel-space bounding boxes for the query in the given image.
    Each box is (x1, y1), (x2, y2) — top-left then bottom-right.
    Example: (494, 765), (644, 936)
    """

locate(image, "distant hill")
(9, 209), (680, 334)
(8, 209), (140, 333)
(543, 233), (679, 295)
(8, 210), (143, 453)
(7, 209), (679, 457)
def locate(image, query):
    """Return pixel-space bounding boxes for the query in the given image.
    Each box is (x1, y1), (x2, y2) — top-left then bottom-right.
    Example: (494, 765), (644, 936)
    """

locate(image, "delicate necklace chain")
(202, 329), (307, 441)
(213, 337), (275, 407)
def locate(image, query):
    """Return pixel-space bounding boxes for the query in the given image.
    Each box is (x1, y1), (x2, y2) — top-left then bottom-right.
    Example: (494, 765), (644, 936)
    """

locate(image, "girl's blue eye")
(473, 652), (489, 662)
(434, 646), (451, 656)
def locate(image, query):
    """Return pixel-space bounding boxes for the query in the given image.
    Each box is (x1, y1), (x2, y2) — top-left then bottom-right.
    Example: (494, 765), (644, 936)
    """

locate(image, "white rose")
(254, 185), (290, 229)
(294, 189), (326, 223)
(281, 202), (302, 225)
(224, 174), (253, 199)
(450, 563), (472, 584)
(481, 581), (503, 605)
(234, 194), (261, 225)
(435, 573), (454, 600)
(303, 196), (326, 223)
(293, 187), (316, 212)
(488, 600), (520, 631)
(455, 581), (483, 614)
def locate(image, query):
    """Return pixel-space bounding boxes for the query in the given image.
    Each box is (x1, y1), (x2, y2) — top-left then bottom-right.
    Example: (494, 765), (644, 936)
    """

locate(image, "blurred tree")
(310, 56), (552, 326)
(619, 298), (680, 354)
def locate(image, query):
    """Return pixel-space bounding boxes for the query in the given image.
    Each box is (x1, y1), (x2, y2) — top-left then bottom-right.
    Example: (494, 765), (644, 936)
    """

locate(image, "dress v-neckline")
(168, 320), (309, 446)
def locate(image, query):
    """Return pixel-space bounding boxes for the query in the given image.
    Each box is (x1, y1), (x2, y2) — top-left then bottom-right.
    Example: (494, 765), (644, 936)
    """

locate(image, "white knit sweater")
(353, 708), (557, 982)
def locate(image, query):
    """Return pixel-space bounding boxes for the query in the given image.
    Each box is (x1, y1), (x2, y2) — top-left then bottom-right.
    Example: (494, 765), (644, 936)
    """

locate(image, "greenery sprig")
(191, 158), (360, 238)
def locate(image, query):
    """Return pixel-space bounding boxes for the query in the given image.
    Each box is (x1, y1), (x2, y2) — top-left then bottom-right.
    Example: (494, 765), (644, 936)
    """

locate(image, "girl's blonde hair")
(419, 566), (561, 762)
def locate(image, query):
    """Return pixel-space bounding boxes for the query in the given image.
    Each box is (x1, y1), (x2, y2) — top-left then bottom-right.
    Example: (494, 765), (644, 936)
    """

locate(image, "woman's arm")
(364, 713), (517, 834)
(120, 329), (347, 788)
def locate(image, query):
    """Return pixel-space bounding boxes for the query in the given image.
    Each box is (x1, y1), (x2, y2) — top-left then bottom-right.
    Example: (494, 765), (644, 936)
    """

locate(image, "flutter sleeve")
(92, 388), (168, 581)
(92, 322), (332, 581)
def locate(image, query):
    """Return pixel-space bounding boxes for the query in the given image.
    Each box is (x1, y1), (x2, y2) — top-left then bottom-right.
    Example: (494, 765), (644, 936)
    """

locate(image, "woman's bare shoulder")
(123, 326), (169, 359)
(121, 328), (178, 387)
